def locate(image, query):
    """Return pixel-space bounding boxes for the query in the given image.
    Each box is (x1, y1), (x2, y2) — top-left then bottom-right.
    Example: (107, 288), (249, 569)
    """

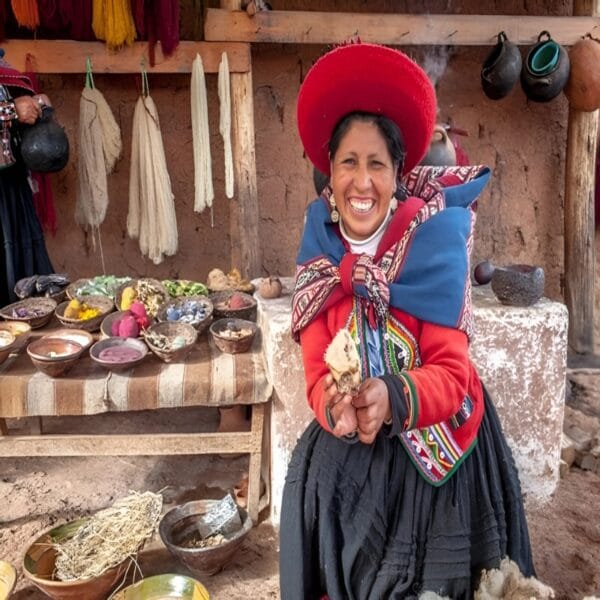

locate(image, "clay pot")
(481, 31), (522, 100)
(419, 124), (457, 167)
(258, 276), (283, 299)
(491, 264), (545, 307)
(521, 31), (570, 103)
(564, 36), (600, 112)
(20, 106), (70, 173)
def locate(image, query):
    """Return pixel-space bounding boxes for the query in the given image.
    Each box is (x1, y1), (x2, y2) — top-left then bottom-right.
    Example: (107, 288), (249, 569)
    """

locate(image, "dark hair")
(328, 112), (406, 173)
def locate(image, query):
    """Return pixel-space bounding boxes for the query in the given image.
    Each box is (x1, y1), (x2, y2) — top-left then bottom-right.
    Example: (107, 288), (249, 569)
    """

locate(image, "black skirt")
(279, 387), (535, 600)
(0, 160), (53, 306)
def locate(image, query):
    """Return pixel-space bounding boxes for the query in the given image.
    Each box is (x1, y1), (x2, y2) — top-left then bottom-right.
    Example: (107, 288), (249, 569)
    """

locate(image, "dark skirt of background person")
(279, 387), (535, 600)
(0, 159), (53, 307)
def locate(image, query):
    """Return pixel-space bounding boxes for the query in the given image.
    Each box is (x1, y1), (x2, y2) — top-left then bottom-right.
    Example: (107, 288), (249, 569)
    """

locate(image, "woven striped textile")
(0, 330), (272, 418)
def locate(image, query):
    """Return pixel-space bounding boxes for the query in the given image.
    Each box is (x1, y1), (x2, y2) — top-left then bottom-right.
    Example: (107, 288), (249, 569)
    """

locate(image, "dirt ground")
(0, 401), (599, 600)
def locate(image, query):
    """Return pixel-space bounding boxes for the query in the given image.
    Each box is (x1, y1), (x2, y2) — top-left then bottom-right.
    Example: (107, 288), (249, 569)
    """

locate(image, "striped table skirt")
(0, 330), (272, 418)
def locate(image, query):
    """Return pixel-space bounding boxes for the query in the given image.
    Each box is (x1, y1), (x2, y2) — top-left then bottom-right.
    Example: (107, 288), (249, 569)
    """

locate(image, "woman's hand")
(352, 377), (392, 444)
(14, 94), (51, 125)
(323, 373), (358, 437)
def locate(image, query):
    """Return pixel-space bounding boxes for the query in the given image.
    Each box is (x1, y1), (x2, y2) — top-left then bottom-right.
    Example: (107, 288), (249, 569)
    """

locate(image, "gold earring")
(390, 196), (398, 212)
(329, 194), (340, 223)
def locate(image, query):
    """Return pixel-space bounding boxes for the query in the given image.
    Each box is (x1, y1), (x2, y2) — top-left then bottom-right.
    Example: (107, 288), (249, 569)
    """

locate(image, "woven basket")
(0, 297), (57, 329)
(144, 322), (197, 363)
(209, 291), (257, 322)
(55, 295), (114, 332)
(157, 295), (214, 335)
(209, 318), (257, 354)
(115, 278), (169, 318)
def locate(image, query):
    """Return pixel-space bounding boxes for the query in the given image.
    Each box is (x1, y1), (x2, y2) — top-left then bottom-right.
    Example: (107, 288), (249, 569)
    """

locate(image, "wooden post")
(564, 0), (600, 354)
(220, 0), (261, 278)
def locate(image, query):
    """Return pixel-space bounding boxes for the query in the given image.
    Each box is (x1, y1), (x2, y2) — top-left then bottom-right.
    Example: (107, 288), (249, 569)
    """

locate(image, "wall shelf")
(0, 40), (251, 73)
(205, 8), (599, 46)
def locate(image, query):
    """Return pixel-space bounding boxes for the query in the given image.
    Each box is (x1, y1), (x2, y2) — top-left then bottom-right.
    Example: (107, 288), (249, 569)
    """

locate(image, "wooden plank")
(0, 40), (251, 73)
(0, 431), (261, 456)
(564, 0), (599, 354)
(229, 70), (261, 277)
(247, 403), (265, 522)
(205, 9), (600, 46)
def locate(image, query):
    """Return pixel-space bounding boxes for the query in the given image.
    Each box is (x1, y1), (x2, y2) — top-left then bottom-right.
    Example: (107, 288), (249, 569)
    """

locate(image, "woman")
(0, 51), (54, 307)
(280, 43), (534, 599)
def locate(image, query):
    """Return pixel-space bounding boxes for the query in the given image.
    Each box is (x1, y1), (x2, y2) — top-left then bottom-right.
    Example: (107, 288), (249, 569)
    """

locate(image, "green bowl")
(111, 573), (210, 599)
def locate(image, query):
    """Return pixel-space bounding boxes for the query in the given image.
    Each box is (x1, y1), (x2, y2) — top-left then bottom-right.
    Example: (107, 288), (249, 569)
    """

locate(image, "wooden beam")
(205, 9), (600, 46)
(0, 40), (251, 73)
(0, 431), (261, 456)
(220, 0), (261, 278)
(564, 0), (599, 354)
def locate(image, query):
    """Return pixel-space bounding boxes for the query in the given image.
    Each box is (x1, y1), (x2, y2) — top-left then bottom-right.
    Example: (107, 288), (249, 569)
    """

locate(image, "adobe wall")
(26, 0), (598, 346)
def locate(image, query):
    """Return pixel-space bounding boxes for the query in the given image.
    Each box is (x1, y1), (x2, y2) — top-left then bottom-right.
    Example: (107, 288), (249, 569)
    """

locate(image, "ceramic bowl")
(159, 499), (252, 578)
(144, 321), (197, 363)
(89, 337), (148, 372)
(491, 264), (545, 307)
(99, 310), (145, 339)
(209, 291), (257, 322)
(209, 319), (257, 355)
(0, 330), (17, 366)
(55, 295), (114, 332)
(111, 573), (210, 599)
(157, 295), (214, 335)
(27, 337), (84, 378)
(22, 518), (128, 600)
(0, 320), (32, 351)
(0, 297), (57, 329)
(40, 328), (95, 353)
(0, 560), (16, 600)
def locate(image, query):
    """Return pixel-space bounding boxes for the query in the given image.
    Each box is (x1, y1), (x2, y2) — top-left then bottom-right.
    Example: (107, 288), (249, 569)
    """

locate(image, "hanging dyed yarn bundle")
(76, 59), (122, 239)
(128, 68), (178, 265)
(218, 52), (234, 199)
(92, 0), (136, 50)
(10, 0), (40, 29)
(191, 53), (214, 216)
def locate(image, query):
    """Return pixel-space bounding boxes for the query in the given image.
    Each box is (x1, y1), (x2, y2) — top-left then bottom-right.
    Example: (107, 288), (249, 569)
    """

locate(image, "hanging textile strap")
(141, 58), (150, 98)
(85, 56), (94, 89)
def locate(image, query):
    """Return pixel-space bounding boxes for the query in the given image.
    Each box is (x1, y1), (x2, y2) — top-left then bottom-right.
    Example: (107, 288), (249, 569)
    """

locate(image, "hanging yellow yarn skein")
(92, 0), (137, 50)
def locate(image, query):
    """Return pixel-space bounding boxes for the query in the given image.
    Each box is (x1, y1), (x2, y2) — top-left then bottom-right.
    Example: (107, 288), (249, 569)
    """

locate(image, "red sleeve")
(298, 312), (335, 433)
(400, 321), (470, 430)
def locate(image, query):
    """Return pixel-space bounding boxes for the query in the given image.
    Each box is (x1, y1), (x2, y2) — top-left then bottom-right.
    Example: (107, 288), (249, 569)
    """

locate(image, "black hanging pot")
(481, 31), (522, 100)
(20, 106), (70, 173)
(521, 31), (570, 102)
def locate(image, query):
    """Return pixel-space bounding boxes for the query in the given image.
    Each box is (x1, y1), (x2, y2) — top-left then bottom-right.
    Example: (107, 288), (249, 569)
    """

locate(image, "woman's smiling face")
(329, 120), (398, 240)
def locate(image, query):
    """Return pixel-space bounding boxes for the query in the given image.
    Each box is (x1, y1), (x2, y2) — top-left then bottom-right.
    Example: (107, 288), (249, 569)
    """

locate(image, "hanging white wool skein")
(218, 51), (234, 199)
(128, 89), (178, 265)
(76, 86), (121, 241)
(191, 53), (214, 214)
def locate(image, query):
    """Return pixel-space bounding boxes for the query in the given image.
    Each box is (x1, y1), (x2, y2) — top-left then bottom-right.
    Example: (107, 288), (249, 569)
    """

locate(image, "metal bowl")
(22, 518), (129, 600)
(159, 499), (252, 578)
(111, 573), (210, 599)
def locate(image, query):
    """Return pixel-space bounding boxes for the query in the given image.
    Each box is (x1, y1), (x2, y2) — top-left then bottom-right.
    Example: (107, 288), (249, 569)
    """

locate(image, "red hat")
(297, 43), (437, 175)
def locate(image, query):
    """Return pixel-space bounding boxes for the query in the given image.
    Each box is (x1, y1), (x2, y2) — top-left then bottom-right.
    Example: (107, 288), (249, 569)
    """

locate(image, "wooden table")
(0, 323), (272, 522)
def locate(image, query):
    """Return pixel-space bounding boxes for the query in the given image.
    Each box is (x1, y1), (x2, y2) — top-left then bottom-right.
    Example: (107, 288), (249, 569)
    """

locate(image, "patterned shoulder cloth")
(291, 165), (491, 341)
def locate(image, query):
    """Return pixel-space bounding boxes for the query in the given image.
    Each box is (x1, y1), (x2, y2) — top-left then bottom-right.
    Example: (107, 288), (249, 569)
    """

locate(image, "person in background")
(0, 50), (54, 307)
(279, 42), (534, 599)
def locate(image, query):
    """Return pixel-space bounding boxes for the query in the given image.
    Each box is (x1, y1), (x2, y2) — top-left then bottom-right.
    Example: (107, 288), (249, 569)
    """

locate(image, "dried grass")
(53, 491), (163, 581)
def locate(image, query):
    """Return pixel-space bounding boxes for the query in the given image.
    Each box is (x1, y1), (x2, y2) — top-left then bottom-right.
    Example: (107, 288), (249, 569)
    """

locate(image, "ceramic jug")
(481, 31), (522, 100)
(20, 106), (70, 173)
(419, 124), (457, 166)
(521, 31), (570, 102)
